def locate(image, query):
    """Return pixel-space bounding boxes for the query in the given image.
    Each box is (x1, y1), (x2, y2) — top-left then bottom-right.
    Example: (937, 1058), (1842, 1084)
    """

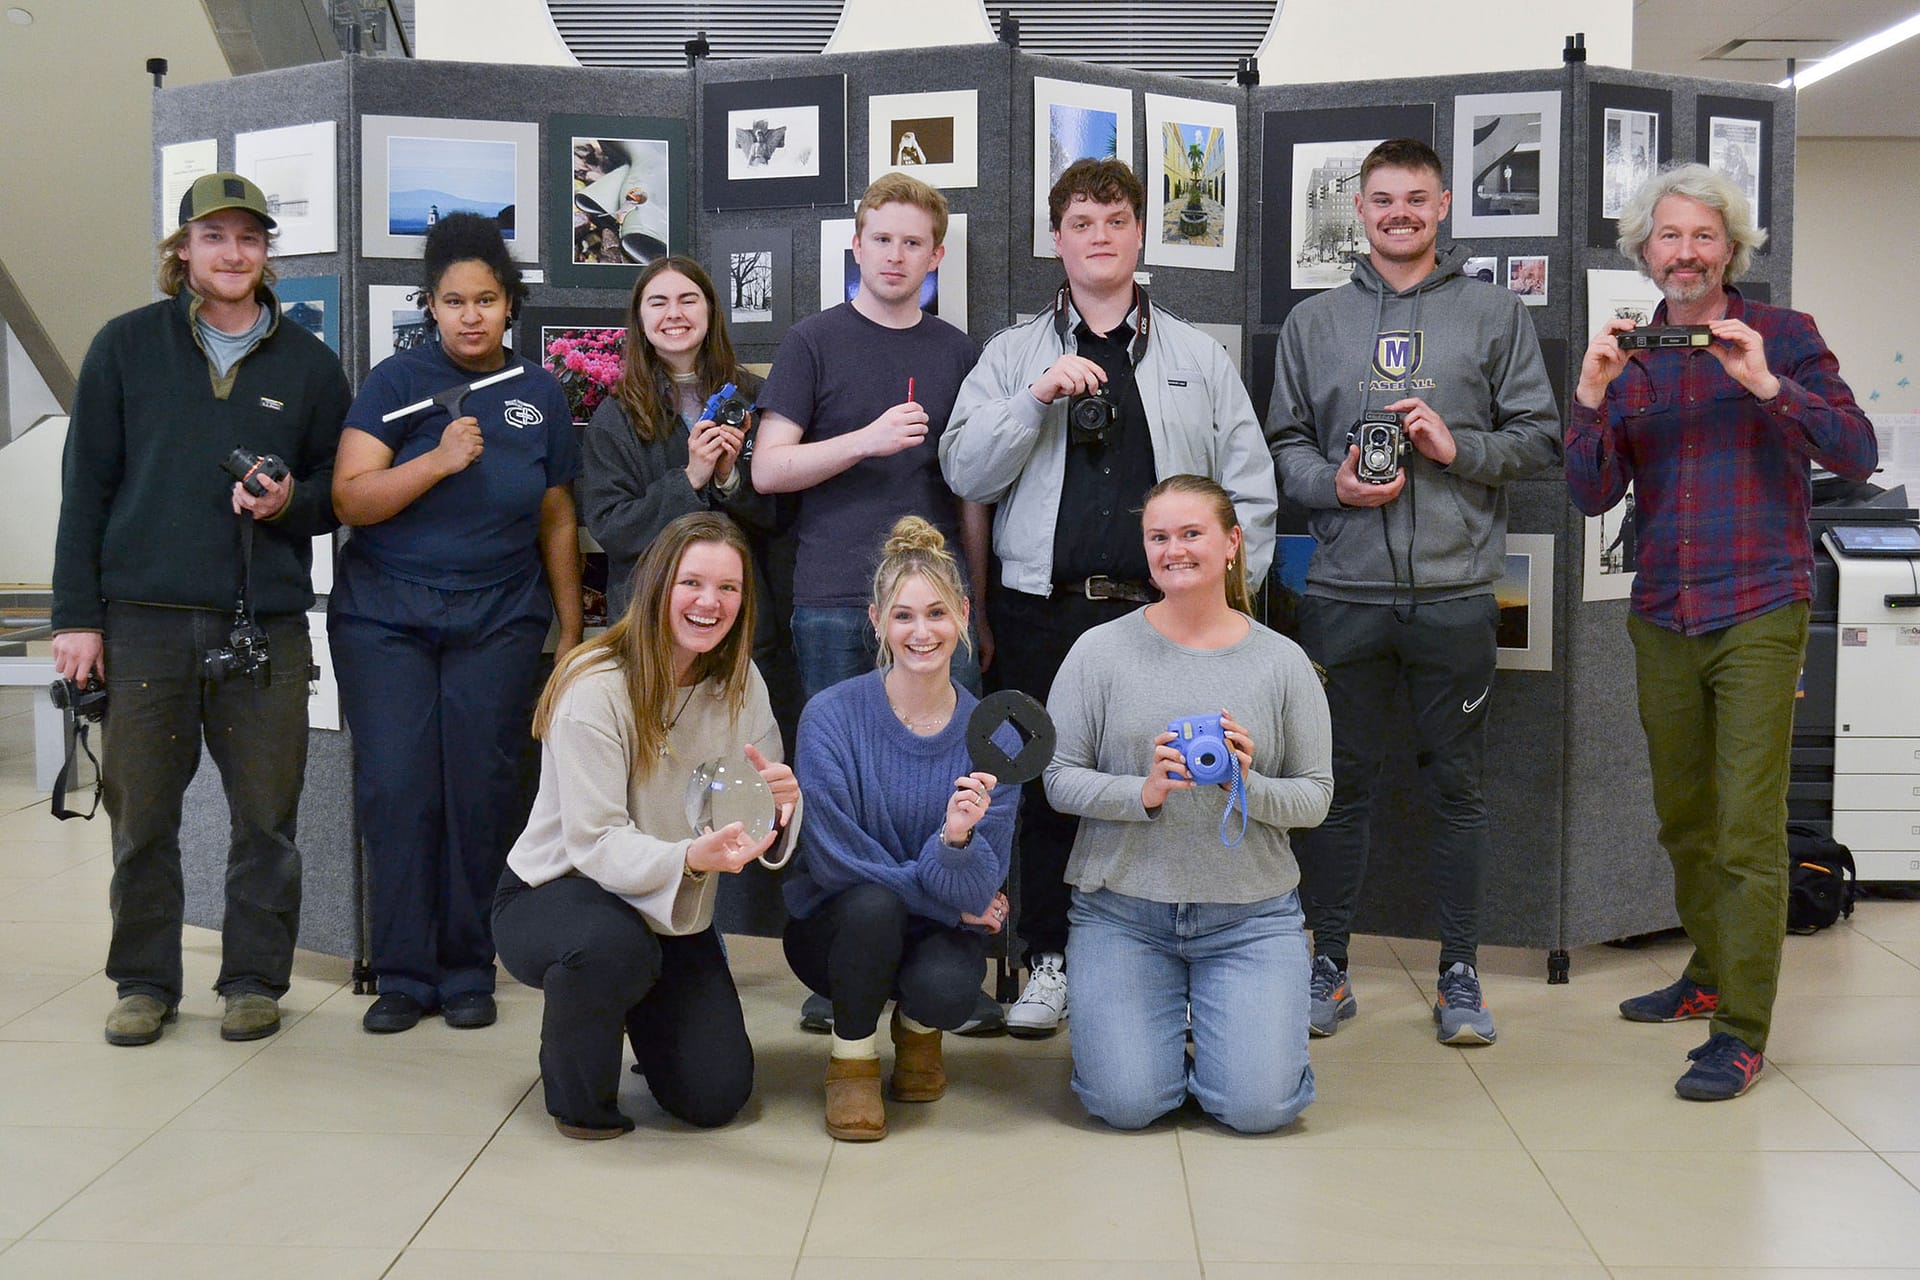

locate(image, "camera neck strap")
(232, 513), (258, 623)
(1053, 283), (1151, 368)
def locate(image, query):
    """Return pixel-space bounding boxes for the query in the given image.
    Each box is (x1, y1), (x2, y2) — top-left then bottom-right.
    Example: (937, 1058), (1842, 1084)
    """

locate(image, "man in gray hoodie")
(1267, 138), (1559, 1046)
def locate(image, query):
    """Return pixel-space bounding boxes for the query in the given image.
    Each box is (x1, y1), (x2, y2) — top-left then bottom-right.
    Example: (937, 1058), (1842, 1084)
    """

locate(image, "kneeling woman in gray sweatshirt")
(1045, 474), (1333, 1133)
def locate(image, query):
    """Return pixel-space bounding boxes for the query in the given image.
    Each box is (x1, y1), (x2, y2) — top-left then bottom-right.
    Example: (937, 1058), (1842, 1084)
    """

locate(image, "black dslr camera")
(1067, 386), (1116, 446)
(221, 448), (290, 497)
(1347, 410), (1407, 486)
(48, 677), (108, 721)
(203, 618), (272, 687)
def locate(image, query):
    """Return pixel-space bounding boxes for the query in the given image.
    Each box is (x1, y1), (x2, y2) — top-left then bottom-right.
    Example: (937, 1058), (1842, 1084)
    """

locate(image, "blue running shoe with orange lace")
(1675, 1032), (1764, 1101)
(1434, 961), (1496, 1045)
(1618, 975), (1719, 1023)
(1308, 955), (1356, 1037)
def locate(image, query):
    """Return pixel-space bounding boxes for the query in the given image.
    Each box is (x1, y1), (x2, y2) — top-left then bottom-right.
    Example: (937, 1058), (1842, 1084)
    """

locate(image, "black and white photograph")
(1506, 255), (1548, 306)
(1496, 533), (1555, 671)
(1031, 77), (1133, 258)
(361, 115), (540, 262)
(1463, 255), (1498, 284)
(1582, 485), (1638, 602)
(1585, 266), (1662, 341)
(1709, 115), (1763, 210)
(708, 227), (795, 343)
(1289, 138), (1383, 290)
(547, 115), (689, 290)
(234, 121), (337, 256)
(867, 89), (978, 188)
(1259, 104), (1436, 324)
(1601, 107), (1658, 219)
(701, 75), (848, 211)
(366, 283), (430, 370)
(1451, 90), (1561, 239)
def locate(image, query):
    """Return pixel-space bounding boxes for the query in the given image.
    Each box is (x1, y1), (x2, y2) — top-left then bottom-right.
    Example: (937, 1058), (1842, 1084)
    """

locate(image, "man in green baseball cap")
(51, 172), (349, 1048)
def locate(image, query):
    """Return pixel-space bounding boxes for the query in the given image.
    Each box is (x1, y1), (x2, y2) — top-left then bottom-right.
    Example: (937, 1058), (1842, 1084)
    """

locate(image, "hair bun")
(882, 515), (946, 558)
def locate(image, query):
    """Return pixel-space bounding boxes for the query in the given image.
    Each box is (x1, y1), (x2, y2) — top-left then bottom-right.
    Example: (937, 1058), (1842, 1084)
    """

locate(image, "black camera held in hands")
(702, 382), (752, 429)
(1348, 410), (1408, 486)
(1067, 385), (1116, 447)
(221, 448), (290, 497)
(49, 677), (108, 722)
(203, 616), (272, 687)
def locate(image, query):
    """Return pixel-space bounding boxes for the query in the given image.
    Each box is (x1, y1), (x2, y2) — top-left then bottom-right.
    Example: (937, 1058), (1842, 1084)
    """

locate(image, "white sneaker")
(1006, 953), (1067, 1039)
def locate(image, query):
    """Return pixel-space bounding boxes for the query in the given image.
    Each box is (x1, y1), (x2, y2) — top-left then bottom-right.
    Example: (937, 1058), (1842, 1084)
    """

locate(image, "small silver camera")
(1348, 411), (1407, 485)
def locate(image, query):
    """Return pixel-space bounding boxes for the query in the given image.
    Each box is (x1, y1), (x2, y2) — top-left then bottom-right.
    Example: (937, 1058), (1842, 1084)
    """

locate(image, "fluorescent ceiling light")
(1777, 9), (1920, 88)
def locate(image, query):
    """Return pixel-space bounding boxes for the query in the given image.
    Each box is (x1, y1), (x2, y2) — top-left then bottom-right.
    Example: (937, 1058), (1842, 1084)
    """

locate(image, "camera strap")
(51, 708), (102, 821)
(233, 514), (258, 624)
(1052, 283), (1151, 368)
(1219, 752), (1248, 848)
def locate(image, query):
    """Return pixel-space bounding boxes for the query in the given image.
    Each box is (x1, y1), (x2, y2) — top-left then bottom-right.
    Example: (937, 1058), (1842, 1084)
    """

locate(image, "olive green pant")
(1627, 601), (1807, 1052)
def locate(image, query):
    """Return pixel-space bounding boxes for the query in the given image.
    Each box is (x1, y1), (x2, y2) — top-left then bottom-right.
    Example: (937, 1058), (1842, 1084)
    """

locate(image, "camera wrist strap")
(1220, 753), (1248, 848)
(51, 709), (102, 821)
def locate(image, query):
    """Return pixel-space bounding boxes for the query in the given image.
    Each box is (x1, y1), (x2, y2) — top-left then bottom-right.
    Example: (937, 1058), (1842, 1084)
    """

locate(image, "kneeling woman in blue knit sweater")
(783, 517), (1016, 1141)
(1046, 475), (1333, 1133)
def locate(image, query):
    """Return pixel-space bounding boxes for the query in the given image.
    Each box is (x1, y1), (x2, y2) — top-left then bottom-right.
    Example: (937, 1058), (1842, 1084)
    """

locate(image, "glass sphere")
(684, 754), (774, 843)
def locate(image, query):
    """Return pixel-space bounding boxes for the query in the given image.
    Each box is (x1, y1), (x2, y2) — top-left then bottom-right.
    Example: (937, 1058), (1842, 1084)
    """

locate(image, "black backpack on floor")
(1787, 823), (1857, 934)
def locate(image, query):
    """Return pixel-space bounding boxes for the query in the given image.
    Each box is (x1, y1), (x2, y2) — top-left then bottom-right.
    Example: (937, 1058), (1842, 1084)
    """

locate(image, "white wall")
(0, 416), (68, 586)
(7, 327), (62, 445)
(1259, 0), (1630, 82)
(826, 0), (994, 52)
(1793, 138), (1919, 416)
(415, 0), (577, 64)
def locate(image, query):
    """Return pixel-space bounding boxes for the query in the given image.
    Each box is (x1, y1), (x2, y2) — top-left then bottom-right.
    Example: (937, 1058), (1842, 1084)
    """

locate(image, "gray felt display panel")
(152, 50), (1794, 967)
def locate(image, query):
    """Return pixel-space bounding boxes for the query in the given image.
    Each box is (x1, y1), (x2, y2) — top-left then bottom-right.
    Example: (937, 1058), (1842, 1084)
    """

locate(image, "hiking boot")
(1006, 952), (1067, 1039)
(1433, 962), (1496, 1045)
(889, 1006), (947, 1102)
(220, 993), (281, 1042)
(1675, 1032), (1765, 1101)
(1308, 955), (1356, 1037)
(1619, 975), (1719, 1023)
(104, 994), (175, 1047)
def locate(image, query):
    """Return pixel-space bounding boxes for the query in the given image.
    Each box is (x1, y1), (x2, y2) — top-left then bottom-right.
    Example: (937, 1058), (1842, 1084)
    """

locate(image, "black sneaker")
(443, 992), (497, 1029)
(799, 993), (833, 1034)
(363, 991), (425, 1034)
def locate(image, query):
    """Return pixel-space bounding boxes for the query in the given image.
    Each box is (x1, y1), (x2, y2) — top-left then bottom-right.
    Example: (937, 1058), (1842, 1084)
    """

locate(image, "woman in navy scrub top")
(331, 212), (583, 1035)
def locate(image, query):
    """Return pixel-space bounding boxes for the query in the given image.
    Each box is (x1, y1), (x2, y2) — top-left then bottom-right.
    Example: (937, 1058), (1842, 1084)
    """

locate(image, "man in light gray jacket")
(941, 157), (1276, 1036)
(1268, 138), (1560, 1047)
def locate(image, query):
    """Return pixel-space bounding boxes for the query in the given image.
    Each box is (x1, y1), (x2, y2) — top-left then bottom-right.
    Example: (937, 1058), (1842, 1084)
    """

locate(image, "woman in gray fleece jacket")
(1044, 475), (1333, 1133)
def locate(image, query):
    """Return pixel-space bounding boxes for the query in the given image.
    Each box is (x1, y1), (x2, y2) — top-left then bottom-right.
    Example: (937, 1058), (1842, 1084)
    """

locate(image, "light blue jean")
(1067, 886), (1316, 1134)
(790, 604), (982, 702)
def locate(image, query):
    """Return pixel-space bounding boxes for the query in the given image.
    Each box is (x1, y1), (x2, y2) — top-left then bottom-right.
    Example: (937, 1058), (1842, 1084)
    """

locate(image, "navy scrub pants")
(329, 548), (550, 1010)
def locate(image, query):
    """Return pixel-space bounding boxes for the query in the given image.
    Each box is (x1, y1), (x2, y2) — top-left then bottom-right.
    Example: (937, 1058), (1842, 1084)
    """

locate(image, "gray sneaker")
(104, 994), (176, 1047)
(1308, 955), (1357, 1037)
(799, 993), (833, 1034)
(1433, 962), (1496, 1045)
(1006, 953), (1067, 1038)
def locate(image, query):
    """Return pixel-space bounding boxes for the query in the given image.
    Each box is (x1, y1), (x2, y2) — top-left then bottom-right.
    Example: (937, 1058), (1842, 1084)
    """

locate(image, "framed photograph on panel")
(1696, 95), (1773, 237)
(1495, 533), (1555, 672)
(1143, 93), (1237, 273)
(275, 275), (339, 353)
(548, 114), (689, 290)
(514, 305), (627, 426)
(1032, 77), (1134, 258)
(818, 214), (968, 331)
(234, 121), (338, 256)
(361, 115), (540, 261)
(1505, 255), (1548, 306)
(1258, 104), (1436, 323)
(1585, 83), (1670, 243)
(367, 283), (430, 370)
(708, 227), (795, 344)
(701, 74), (848, 211)
(1451, 90), (1561, 239)
(866, 89), (979, 189)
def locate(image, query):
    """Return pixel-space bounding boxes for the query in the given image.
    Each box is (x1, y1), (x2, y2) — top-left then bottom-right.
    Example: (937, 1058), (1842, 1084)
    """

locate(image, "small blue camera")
(1167, 714), (1233, 786)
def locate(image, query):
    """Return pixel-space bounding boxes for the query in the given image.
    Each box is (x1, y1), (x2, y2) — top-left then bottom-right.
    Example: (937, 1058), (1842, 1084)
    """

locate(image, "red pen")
(906, 377), (915, 404)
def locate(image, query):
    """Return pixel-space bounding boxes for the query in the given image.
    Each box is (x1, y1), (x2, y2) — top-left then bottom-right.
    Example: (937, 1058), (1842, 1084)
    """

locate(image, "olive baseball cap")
(178, 172), (277, 230)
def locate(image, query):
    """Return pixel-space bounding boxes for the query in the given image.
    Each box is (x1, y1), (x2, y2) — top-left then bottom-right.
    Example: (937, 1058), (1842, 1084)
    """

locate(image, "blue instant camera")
(1167, 714), (1233, 786)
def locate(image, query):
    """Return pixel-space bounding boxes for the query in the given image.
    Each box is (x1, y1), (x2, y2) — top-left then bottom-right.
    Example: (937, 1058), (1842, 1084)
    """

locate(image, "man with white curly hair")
(1568, 163), (1876, 1102)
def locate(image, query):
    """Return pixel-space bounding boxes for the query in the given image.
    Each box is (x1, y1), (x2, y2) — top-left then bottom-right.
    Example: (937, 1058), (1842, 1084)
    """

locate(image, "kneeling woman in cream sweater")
(494, 511), (800, 1139)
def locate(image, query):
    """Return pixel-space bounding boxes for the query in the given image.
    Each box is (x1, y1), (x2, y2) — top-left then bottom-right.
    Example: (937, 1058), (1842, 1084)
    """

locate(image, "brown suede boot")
(824, 1055), (886, 1141)
(889, 1006), (947, 1102)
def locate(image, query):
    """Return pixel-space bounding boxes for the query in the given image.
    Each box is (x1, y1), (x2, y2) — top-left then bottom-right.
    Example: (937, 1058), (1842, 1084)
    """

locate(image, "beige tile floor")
(3, 686), (1920, 1278)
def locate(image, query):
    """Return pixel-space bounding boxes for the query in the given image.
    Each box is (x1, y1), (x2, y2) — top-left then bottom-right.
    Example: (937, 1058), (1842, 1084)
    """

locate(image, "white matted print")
(361, 115), (540, 262)
(1144, 93), (1236, 273)
(1289, 138), (1382, 290)
(1585, 267), (1662, 340)
(1506, 255), (1548, 306)
(729, 105), (821, 181)
(367, 283), (431, 370)
(1601, 107), (1658, 219)
(867, 89), (978, 189)
(160, 138), (216, 235)
(1582, 484), (1638, 603)
(1032, 78), (1133, 258)
(818, 215), (968, 332)
(234, 121), (337, 256)
(1496, 533), (1555, 671)
(1708, 115), (1762, 211)
(1451, 90), (1561, 239)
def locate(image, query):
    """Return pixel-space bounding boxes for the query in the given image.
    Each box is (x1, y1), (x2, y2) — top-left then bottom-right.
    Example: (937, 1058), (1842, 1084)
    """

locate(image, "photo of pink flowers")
(517, 307), (627, 425)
